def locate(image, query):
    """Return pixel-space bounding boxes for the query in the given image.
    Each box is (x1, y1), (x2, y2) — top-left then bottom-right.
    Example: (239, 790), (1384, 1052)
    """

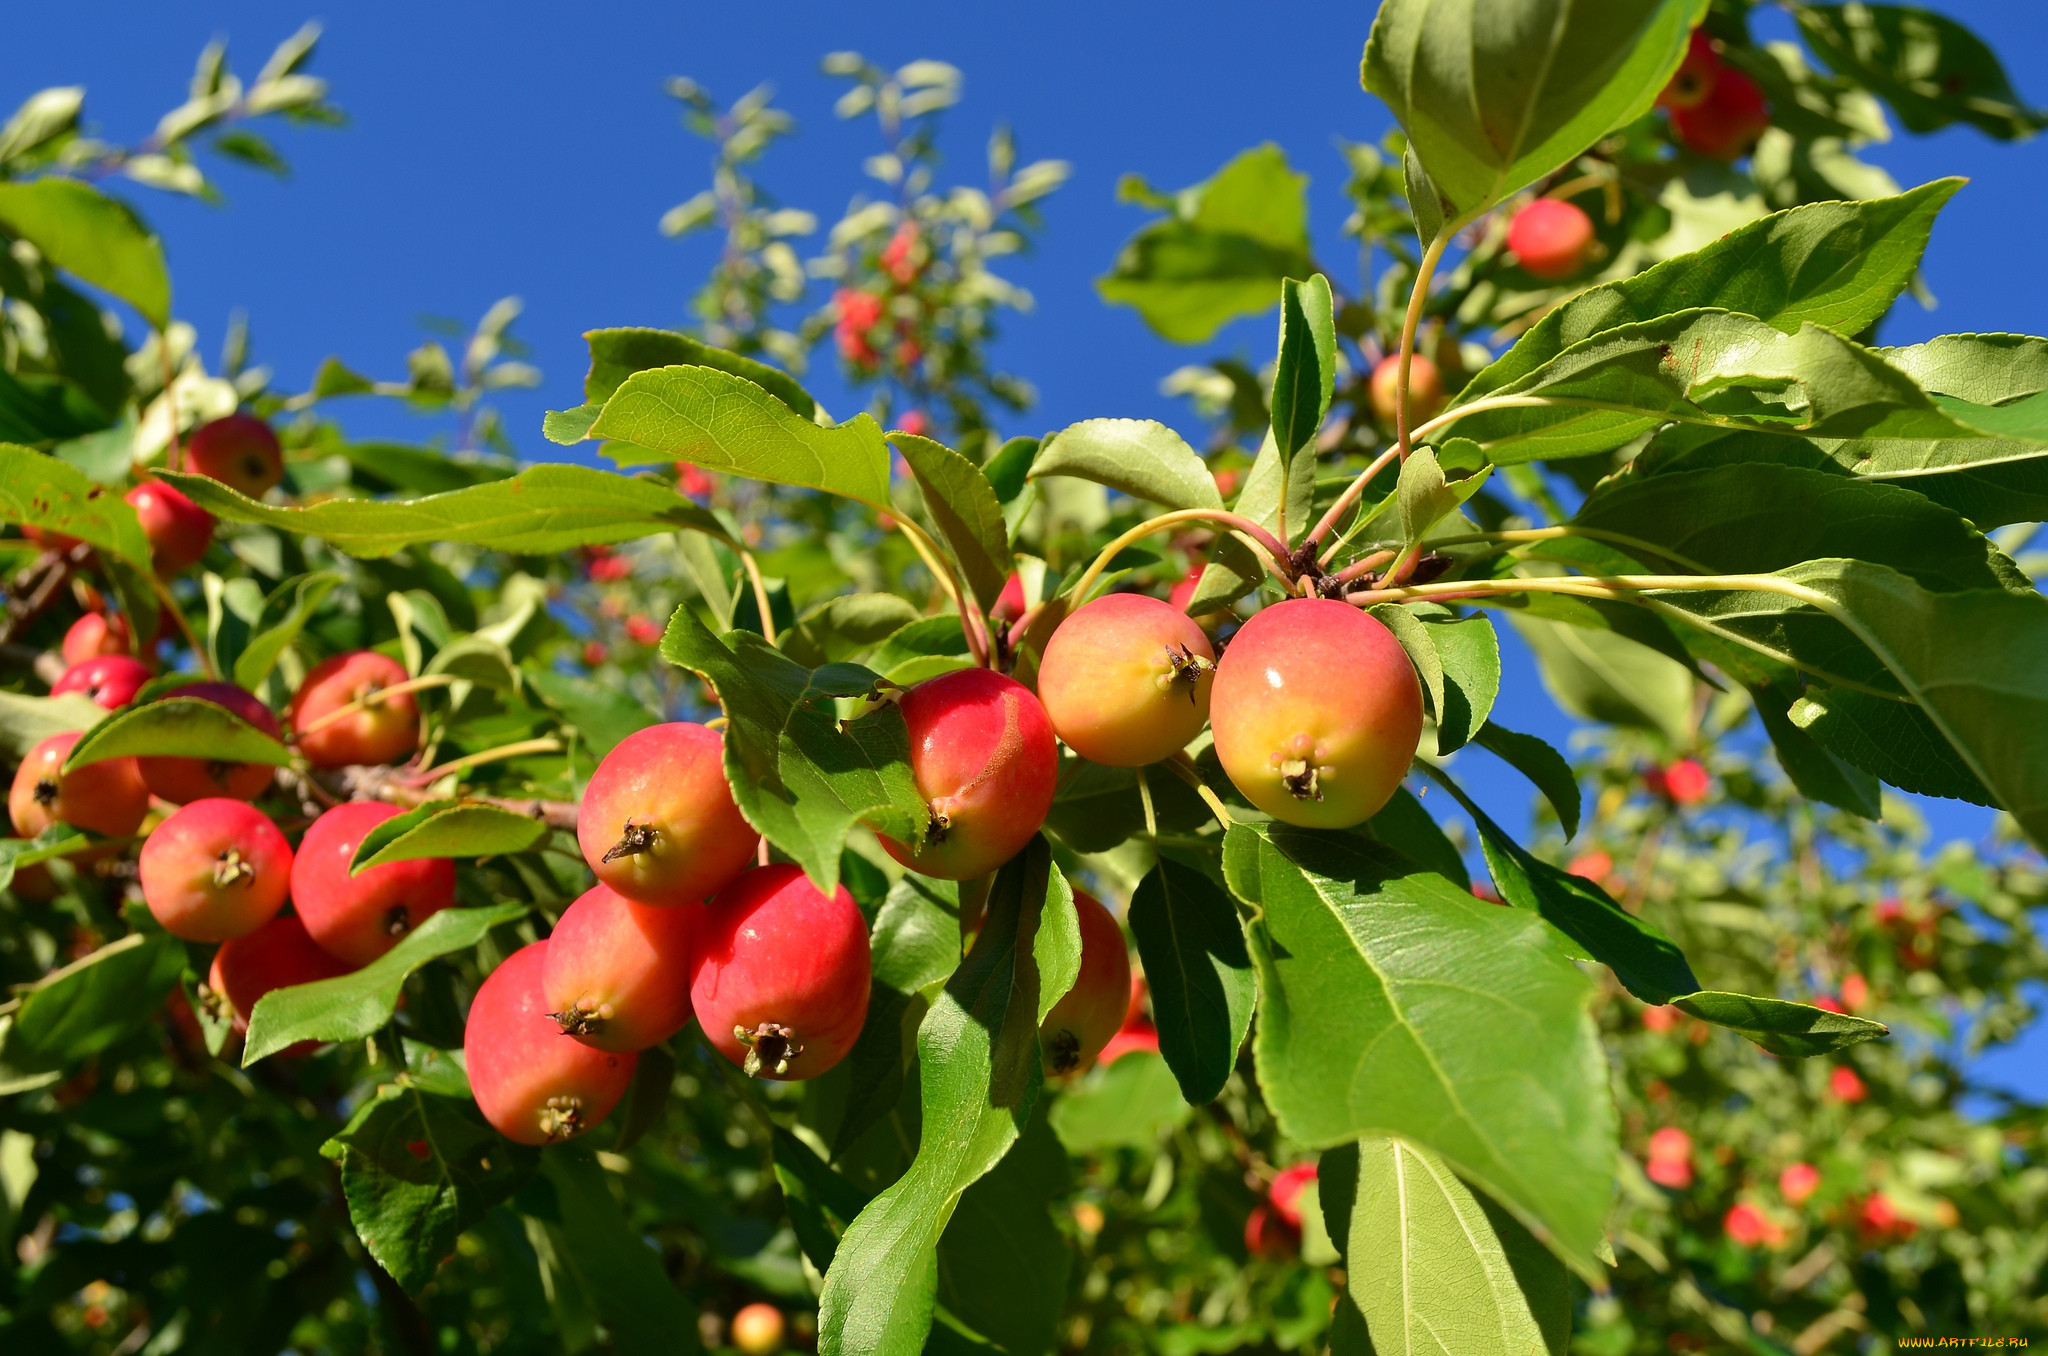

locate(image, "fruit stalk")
(1390, 232), (1448, 465)
(1068, 508), (1293, 609)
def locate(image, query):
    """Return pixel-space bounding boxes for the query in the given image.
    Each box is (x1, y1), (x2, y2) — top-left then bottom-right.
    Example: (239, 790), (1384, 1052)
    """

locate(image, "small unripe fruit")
(731, 1303), (787, 1356)
(1368, 354), (1444, 427)
(139, 798), (293, 941)
(1038, 594), (1215, 768)
(691, 864), (871, 1080)
(1670, 60), (1770, 161)
(465, 941), (637, 1145)
(291, 801), (458, 965)
(288, 650), (419, 768)
(137, 682), (279, 804)
(1039, 890), (1132, 1075)
(1507, 199), (1597, 281)
(577, 723), (758, 907)
(51, 655), (150, 710)
(186, 413), (284, 498)
(541, 883), (700, 1052)
(1210, 599), (1423, 829)
(879, 668), (1057, 880)
(61, 611), (130, 665)
(125, 479), (215, 576)
(9, 731), (149, 838)
(206, 913), (354, 1046)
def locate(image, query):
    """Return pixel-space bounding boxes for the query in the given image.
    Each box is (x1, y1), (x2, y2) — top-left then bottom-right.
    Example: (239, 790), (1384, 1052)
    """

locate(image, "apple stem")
(1164, 751), (1233, 830)
(405, 736), (563, 786)
(1068, 508), (1292, 612)
(295, 673), (458, 737)
(738, 548), (779, 646)
(1392, 233), (1448, 467)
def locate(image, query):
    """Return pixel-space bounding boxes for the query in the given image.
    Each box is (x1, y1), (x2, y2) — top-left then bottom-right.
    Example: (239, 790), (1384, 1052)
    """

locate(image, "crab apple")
(691, 864), (871, 1080)
(576, 722), (758, 907)
(1724, 1202), (1772, 1249)
(1039, 890), (1133, 1075)
(138, 798), (293, 941)
(990, 572), (1028, 625)
(1647, 757), (1711, 805)
(51, 655), (150, 710)
(1644, 1126), (1693, 1189)
(1210, 599), (1423, 829)
(1244, 1204), (1297, 1260)
(9, 731), (150, 838)
(1856, 1191), (1916, 1245)
(186, 413), (284, 498)
(465, 941), (637, 1145)
(879, 668), (1058, 880)
(730, 1303), (786, 1356)
(1269, 1162), (1318, 1230)
(1098, 1023), (1161, 1065)
(1038, 593), (1215, 768)
(291, 801), (457, 965)
(1670, 59), (1770, 160)
(137, 682), (279, 804)
(288, 650), (419, 769)
(61, 611), (130, 665)
(1778, 1161), (1820, 1206)
(1507, 198), (1597, 281)
(1827, 1065), (1867, 1103)
(206, 913), (354, 1048)
(1368, 353), (1444, 426)
(1657, 30), (1721, 111)
(541, 883), (700, 1052)
(124, 479), (215, 576)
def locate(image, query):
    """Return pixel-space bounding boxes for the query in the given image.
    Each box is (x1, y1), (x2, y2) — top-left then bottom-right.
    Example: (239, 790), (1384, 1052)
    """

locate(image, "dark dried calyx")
(734, 1021), (803, 1078)
(603, 820), (658, 863)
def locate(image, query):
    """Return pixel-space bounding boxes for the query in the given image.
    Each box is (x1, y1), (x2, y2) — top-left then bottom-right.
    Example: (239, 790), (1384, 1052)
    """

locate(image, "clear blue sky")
(15, 3), (2043, 1089)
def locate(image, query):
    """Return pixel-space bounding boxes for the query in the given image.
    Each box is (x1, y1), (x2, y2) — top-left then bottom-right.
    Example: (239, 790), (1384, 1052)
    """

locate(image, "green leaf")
(832, 875), (962, 1157)
(320, 1081), (539, 1293)
(0, 370), (112, 444)
(1363, 0), (1703, 228)
(983, 437), (1039, 504)
(1127, 855), (1255, 1106)
(1330, 1137), (1571, 1356)
(0, 444), (150, 569)
(935, 1109), (1072, 1356)
(1461, 181), (1963, 405)
(610, 1044), (676, 1152)
(577, 325), (816, 419)
(1789, 685), (1994, 806)
(0, 689), (104, 757)
(1189, 429), (1313, 611)
(232, 570), (343, 690)
(1225, 823), (1614, 1281)
(0, 178), (170, 327)
(160, 464), (727, 558)
(1394, 444), (1494, 547)
(1446, 311), (1988, 465)
(1472, 724), (1581, 839)
(63, 694), (291, 772)
(588, 365), (892, 508)
(1047, 1051), (1191, 1152)
(332, 442), (514, 495)
(1751, 682), (1884, 818)
(894, 432), (1010, 612)
(1365, 787), (1470, 891)
(1425, 761), (1697, 1003)
(782, 594), (924, 668)
(1508, 614), (1695, 746)
(818, 838), (1069, 1356)
(243, 903), (527, 1064)
(1096, 144), (1314, 343)
(1795, 4), (2048, 140)
(0, 826), (99, 891)
(0, 930), (184, 1075)
(1578, 461), (2025, 594)
(1028, 419), (1222, 513)
(540, 1152), (700, 1353)
(1653, 561), (2048, 845)
(1271, 275), (1337, 465)
(1372, 602), (1499, 755)
(660, 606), (924, 893)
(1042, 755), (1211, 855)
(350, 801), (551, 873)
(523, 667), (658, 761)
(1670, 991), (1889, 1057)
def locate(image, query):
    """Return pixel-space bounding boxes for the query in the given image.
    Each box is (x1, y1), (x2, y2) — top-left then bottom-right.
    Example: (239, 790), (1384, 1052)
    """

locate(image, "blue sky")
(14, 3), (2043, 1089)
